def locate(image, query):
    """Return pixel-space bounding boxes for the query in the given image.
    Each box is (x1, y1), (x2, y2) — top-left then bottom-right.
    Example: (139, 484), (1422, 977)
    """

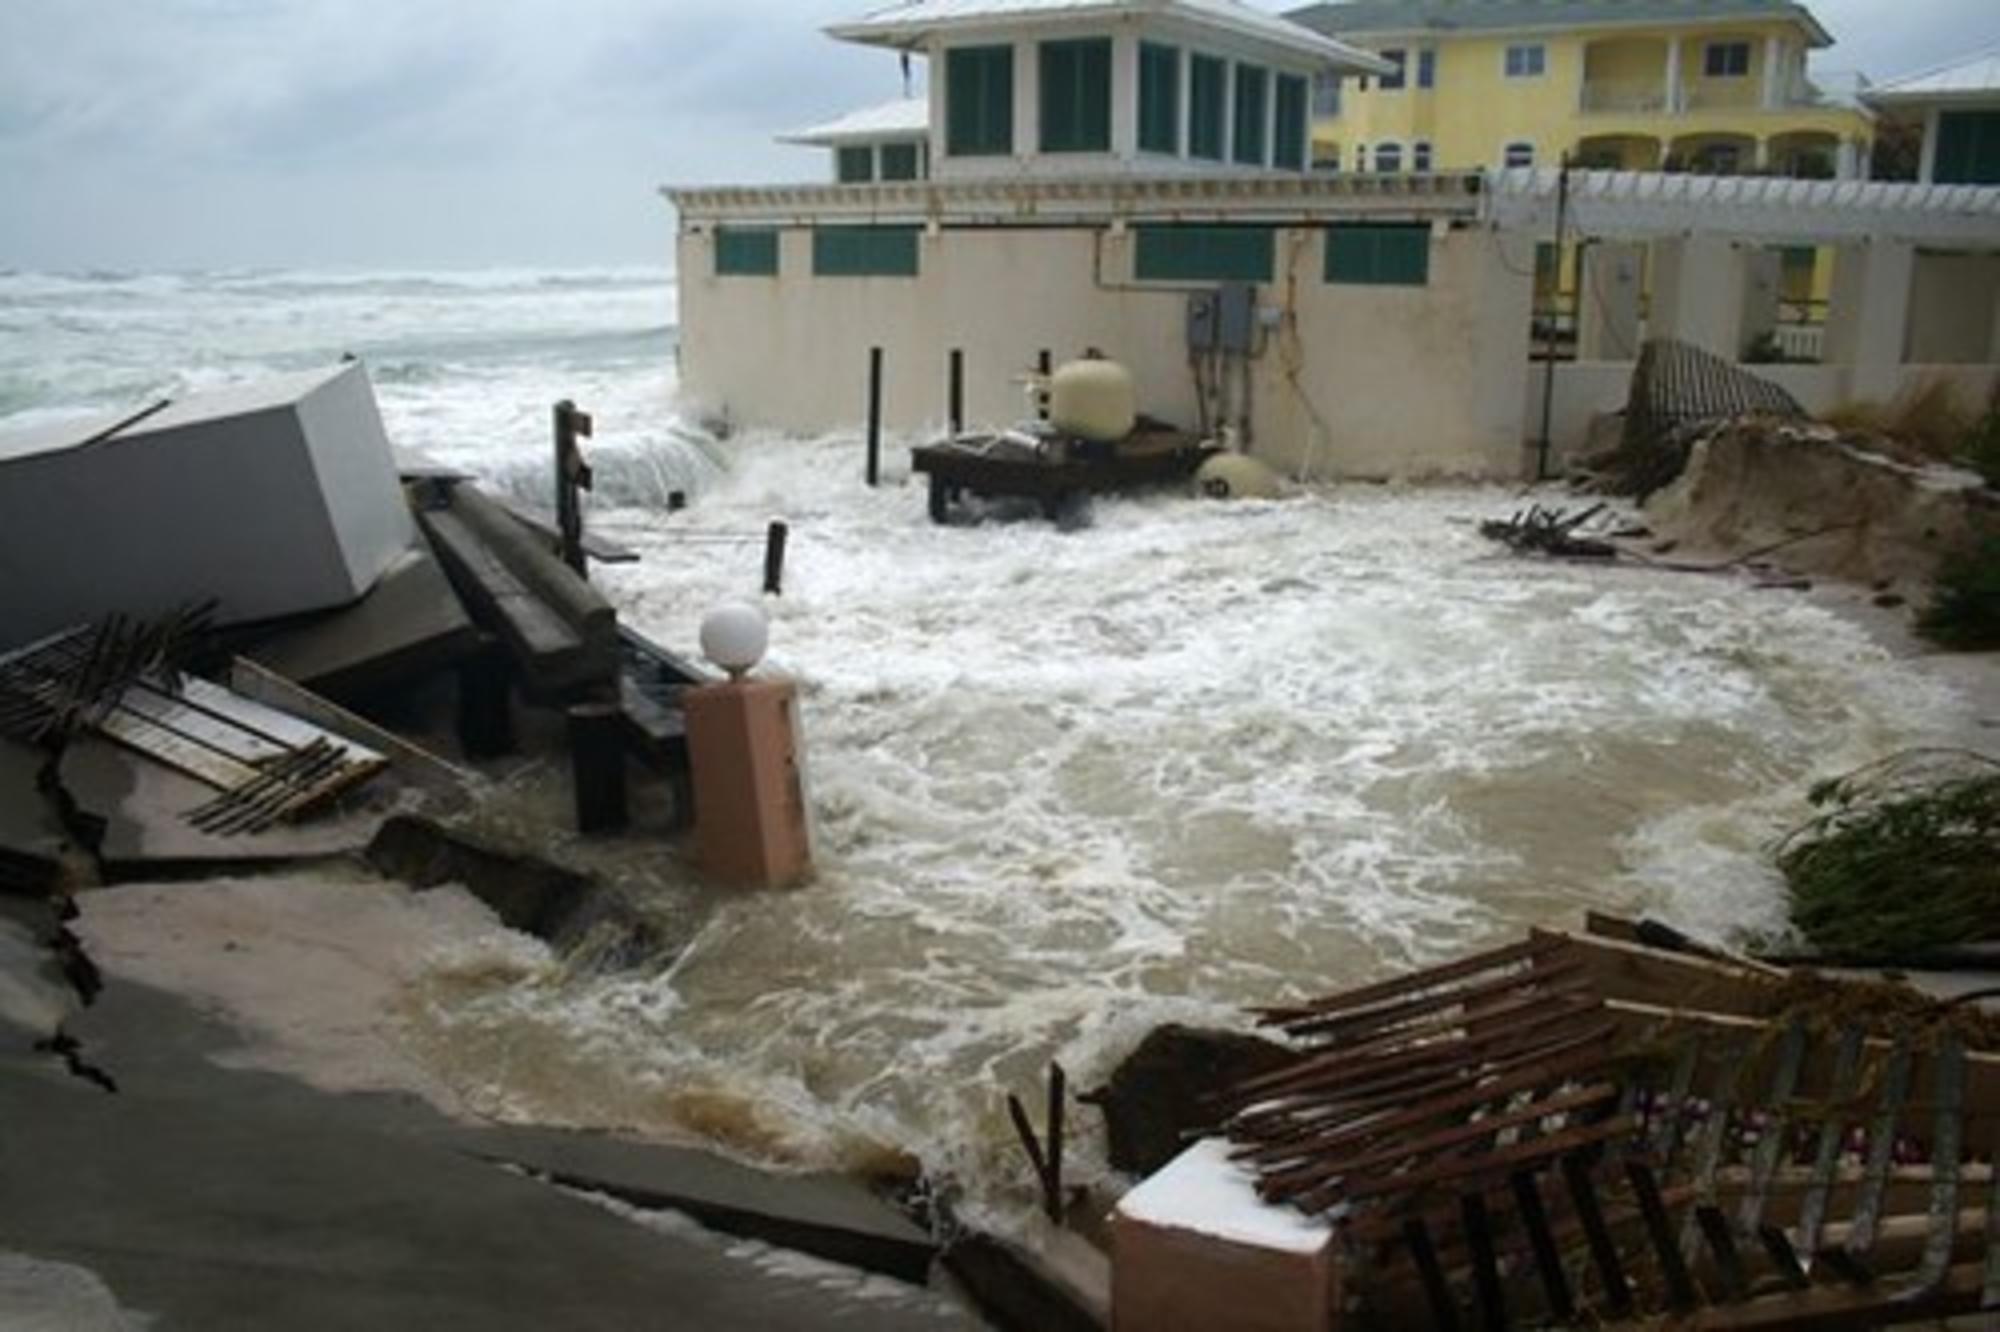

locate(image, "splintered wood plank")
(117, 687), (291, 765)
(171, 677), (381, 766)
(97, 709), (258, 791)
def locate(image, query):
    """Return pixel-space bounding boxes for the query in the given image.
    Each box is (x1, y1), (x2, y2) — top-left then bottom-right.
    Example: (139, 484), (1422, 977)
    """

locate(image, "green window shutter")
(1040, 39), (1111, 152)
(1233, 65), (1268, 165)
(715, 227), (780, 277)
(813, 226), (921, 278)
(1139, 43), (1180, 155)
(1273, 74), (1307, 170)
(948, 46), (1014, 156)
(1134, 226), (1274, 282)
(1189, 56), (1226, 161)
(880, 142), (920, 181)
(836, 146), (874, 183)
(1325, 225), (1430, 286)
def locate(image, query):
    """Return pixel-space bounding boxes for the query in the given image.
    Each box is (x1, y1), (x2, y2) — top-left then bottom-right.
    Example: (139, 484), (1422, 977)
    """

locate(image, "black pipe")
(948, 349), (964, 436)
(866, 347), (883, 487)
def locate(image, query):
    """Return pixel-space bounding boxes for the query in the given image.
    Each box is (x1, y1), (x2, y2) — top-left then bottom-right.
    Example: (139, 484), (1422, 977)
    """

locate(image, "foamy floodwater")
(398, 430), (1972, 1222)
(4, 269), (1973, 1227)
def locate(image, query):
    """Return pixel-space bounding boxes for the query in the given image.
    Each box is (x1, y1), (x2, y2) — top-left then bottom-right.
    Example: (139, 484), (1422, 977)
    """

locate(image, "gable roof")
(779, 98), (930, 146)
(1285, 0), (1834, 49)
(1868, 47), (2000, 106)
(828, 0), (1393, 71)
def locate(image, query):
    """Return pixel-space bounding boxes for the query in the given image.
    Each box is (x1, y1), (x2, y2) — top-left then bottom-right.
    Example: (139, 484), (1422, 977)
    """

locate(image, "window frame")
(1378, 48), (1407, 92)
(946, 44), (1015, 157)
(714, 227), (781, 278)
(1417, 48), (1436, 89)
(1373, 141), (1403, 173)
(1189, 54), (1227, 161)
(1311, 70), (1342, 117)
(879, 142), (921, 181)
(1134, 225), (1276, 283)
(812, 226), (922, 278)
(1504, 44), (1546, 79)
(1232, 63), (1269, 166)
(1703, 40), (1751, 78)
(1412, 140), (1433, 172)
(1273, 73), (1308, 171)
(1325, 223), (1431, 287)
(1502, 141), (1536, 169)
(1039, 37), (1113, 154)
(836, 145), (875, 184)
(1138, 41), (1181, 156)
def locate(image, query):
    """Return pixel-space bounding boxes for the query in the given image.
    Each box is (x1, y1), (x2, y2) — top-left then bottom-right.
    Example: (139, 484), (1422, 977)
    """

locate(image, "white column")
(1921, 107), (1942, 183)
(928, 37), (948, 172)
(1824, 240), (1917, 402)
(1111, 32), (1139, 164)
(1178, 48), (1192, 157)
(1014, 38), (1036, 159)
(1762, 35), (1783, 109)
(1265, 71), (1279, 168)
(1650, 236), (1753, 359)
(1664, 39), (1681, 113)
(1836, 138), (1860, 181)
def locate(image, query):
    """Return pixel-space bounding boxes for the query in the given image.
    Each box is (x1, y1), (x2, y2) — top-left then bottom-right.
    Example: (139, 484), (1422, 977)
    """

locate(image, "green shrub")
(1918, 535), (2000, 651)
(1777, 751), (2000, 959)
(1961, 411), (2000, 488)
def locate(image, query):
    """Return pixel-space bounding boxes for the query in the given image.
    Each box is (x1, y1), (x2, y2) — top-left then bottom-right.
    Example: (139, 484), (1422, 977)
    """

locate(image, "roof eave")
(1293, 7), (1834, 51)
(827, 8), (1393, 74)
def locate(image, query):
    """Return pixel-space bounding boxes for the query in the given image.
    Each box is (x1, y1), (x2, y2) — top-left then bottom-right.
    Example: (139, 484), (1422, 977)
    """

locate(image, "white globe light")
(700, 602), (769, 679)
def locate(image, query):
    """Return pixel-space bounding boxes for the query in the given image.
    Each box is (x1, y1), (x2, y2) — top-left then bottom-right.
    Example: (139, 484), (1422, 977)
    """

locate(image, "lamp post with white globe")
(682, 601), (813, 889)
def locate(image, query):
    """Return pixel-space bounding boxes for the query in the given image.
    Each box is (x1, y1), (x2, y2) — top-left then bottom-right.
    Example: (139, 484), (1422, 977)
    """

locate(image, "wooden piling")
(554, 400), (595, 577)
(866, 347), (883, 488)
(1036, 349), (1052, 422)
(763, 521), (789, 597)
(568, 701), (627, 834)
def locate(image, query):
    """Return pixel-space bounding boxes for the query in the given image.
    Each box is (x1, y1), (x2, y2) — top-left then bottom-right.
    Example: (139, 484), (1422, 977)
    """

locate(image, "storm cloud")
(0, 0), (1989, 271)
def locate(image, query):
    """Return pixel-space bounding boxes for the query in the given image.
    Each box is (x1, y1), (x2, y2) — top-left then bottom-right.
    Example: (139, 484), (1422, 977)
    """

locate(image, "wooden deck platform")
(911, 422), (1213, 524)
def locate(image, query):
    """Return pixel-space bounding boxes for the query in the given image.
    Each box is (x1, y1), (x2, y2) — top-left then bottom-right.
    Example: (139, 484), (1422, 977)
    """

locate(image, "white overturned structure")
(0, 363), (414, 649)
(665, 0), (2000, 480)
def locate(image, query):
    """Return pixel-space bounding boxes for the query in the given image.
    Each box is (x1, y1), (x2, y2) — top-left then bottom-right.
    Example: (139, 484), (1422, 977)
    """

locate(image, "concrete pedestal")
(683, 678), (812, 889)
(1111, 1138), (1339, 1332)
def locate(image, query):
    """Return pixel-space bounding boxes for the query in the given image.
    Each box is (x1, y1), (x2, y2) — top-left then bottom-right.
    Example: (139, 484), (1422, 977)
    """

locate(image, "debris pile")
(1100, 922), (2000, 1329)
(1478, 503), (1618, 560)
(1580, 339), (1807, 500)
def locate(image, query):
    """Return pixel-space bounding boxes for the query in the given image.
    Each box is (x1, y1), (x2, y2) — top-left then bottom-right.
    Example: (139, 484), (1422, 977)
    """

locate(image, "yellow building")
(1287, 0), (1876, 179)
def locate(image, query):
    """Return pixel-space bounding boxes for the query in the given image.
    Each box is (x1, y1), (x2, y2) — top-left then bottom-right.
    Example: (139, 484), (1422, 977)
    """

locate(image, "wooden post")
(568, 701), (627, 834)
(1036, 348), (1053, 422)
(456, 636), (514, 759)
(948, 349), (964, 436)
(554, 400), (595, 577)
(866, 347), (884, 488)
(763, 521), (789, 597)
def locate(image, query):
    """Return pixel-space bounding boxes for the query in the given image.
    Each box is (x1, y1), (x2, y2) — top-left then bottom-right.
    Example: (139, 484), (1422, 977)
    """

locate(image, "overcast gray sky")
(0, 0), (1990, 273)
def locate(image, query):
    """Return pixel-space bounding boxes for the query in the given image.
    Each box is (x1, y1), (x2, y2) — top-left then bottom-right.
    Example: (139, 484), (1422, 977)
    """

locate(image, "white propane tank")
(1049, 357), (1137, 443)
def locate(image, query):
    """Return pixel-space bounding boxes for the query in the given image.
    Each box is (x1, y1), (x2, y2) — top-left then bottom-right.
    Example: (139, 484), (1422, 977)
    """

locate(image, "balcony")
(1580, 79), (1668, 115)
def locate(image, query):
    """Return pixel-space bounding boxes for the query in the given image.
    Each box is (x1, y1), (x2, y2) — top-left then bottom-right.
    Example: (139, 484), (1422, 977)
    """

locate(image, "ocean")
(0, 267), (1977, 1229)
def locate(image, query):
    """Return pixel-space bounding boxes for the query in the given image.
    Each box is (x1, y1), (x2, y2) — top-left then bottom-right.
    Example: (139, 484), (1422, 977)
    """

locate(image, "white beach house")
(664, 0), (2000, 481)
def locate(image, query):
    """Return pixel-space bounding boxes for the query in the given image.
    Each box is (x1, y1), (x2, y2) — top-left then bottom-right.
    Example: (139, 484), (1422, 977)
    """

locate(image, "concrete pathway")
(0, 978), (984, 1331)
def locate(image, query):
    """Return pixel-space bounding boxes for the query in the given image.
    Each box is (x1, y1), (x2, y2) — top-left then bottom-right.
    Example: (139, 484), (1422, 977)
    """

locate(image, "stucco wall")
(677, 221), (1535, 480)
(1907, 252), (2000, 365)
